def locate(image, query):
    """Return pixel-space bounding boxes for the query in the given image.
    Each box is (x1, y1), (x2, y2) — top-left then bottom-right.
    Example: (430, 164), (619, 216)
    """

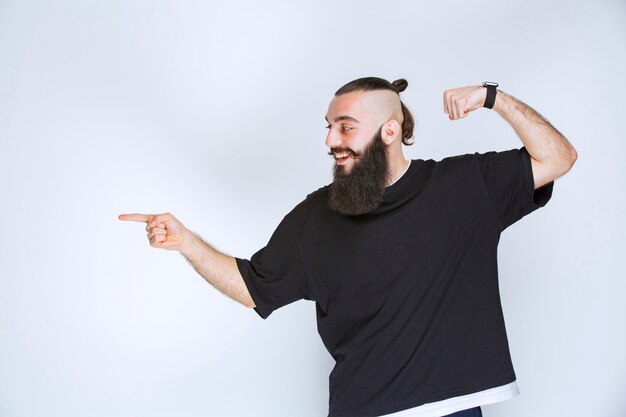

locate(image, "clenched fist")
(443, 85), (489, 120)
(118, 212), (190, 251)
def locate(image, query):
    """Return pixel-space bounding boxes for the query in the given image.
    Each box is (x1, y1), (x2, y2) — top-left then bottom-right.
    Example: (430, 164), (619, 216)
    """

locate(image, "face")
(325, 91), (391, 216)
(325, 91), (382, 175)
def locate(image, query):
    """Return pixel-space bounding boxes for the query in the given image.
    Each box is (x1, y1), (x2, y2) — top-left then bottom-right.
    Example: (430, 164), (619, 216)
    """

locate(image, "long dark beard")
(328, 129), (390, 216)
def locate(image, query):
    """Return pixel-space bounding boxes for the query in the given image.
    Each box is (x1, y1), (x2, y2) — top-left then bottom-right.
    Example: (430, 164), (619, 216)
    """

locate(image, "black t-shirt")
(235, 147), (554, 417)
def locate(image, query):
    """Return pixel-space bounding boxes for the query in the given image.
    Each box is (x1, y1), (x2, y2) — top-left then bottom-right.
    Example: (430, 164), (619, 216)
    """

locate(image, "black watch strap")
(482, 81), (499, 109)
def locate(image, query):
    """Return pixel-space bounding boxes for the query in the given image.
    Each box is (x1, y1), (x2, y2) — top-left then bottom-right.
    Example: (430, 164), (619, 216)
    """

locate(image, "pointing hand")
(118, 212), (189, 251)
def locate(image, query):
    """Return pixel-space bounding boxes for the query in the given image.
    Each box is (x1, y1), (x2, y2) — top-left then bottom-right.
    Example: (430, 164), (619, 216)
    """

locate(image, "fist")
(443, 86), (488, 120)
(118, 212), (189, 251)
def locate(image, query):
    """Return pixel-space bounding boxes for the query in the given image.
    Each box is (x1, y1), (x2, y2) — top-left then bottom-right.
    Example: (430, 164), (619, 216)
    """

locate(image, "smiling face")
(325, 91), (384, 175)
(325, 90), (402, 216)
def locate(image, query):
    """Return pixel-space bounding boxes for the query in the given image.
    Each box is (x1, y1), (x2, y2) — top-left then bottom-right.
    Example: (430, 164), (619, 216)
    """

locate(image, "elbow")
(241, 293), (256, 309)
(545, 143), (577, 182)
(555, 138), (577, 175)
(564, 143), (578, 173)
(570, 146), (578, 167)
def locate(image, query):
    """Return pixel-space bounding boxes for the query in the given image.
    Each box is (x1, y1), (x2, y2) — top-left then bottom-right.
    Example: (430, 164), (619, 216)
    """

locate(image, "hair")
(335, 77), (415, 146)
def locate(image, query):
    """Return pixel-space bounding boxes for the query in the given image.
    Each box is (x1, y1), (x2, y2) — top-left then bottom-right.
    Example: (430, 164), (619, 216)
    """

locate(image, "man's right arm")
(118, 212), (255, 309)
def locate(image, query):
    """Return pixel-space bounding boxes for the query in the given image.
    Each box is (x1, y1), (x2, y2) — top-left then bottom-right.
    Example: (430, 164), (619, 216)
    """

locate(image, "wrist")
(482, 81), (498, 109)
(179, 229), (202, 258)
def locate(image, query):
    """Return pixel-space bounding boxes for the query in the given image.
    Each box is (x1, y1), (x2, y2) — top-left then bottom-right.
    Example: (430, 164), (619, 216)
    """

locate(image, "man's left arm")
(443, 86), (578, 189)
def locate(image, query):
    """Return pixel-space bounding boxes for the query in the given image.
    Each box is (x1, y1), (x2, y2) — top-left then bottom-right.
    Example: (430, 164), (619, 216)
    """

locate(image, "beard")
(328, 127), (391, 216)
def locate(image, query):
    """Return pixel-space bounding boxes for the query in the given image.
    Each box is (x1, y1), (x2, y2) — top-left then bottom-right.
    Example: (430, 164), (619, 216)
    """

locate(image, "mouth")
(334, 152), (352, 165)
(329, 149), (357, 165)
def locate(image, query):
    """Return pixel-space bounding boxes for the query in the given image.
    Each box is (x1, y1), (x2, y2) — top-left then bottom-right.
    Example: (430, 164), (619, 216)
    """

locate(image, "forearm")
(179, 232), (255, 308)
(493, 90), (577, 173)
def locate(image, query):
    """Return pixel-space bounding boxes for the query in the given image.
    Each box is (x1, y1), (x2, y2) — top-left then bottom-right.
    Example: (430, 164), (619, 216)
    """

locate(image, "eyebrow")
(324, 115), (361, 124)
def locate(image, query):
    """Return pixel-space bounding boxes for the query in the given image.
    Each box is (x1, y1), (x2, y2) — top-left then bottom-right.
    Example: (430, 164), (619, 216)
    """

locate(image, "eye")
(340, 125), (353, 133)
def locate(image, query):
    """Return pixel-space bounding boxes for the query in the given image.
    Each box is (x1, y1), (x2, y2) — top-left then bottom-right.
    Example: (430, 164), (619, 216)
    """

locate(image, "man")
(119, 77), (577, 417)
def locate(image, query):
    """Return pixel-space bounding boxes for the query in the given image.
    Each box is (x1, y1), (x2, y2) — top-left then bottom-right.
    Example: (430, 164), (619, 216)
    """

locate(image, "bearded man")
(119, 77), (577, 417)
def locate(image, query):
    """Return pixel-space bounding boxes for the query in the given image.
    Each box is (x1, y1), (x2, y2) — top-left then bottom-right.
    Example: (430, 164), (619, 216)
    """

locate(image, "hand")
(443, 85), (488, 120)
(118, 212), (190, 251)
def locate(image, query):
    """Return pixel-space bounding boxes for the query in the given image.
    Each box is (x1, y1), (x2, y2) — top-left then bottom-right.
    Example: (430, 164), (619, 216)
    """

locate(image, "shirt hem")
(328, 379), (519, 417)
(376, 381), (519, 417)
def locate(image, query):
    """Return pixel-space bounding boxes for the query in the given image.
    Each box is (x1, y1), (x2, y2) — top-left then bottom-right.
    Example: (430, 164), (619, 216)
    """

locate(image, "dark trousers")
(443, 407), (482, 417)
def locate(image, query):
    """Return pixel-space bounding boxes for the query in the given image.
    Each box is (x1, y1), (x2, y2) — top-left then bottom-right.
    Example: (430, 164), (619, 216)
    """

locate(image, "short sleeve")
(476, 146), (554, 231)
(235, 214), (309, 319)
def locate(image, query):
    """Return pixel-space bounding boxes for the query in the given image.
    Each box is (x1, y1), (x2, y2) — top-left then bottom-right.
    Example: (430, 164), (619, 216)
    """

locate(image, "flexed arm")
(443, 85), (578, 189)
(118, 212), (255, 308)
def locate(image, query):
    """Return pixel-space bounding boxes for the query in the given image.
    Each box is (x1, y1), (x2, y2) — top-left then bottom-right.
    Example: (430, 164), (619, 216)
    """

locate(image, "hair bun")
(391, 78), (408, 93)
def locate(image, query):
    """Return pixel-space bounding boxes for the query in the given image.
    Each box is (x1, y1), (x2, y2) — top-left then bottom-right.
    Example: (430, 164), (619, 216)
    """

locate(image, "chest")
(301, 182), (500, 317)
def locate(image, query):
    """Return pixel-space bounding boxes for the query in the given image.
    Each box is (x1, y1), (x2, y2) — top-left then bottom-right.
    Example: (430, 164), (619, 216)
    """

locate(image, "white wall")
(1, 1), (624, 416)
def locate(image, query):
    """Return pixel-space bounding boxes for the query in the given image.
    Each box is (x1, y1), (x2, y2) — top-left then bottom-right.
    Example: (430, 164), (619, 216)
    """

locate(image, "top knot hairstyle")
(335, 77), (415, 145)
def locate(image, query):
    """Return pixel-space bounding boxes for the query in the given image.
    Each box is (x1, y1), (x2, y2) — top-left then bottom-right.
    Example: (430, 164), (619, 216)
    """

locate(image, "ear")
(380, 120), (402, 145)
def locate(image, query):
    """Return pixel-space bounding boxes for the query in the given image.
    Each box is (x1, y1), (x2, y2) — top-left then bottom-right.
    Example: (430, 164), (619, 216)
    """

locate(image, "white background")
(1, 1), (624, 416)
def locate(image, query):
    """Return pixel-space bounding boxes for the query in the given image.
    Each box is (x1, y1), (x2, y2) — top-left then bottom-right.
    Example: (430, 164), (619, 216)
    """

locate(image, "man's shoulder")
(284, 185), (330, 219)
(428, 148), (526, 185)
(436, 147), (523, 164)
(436, 151), (480, 165)
(426, 151), (479, 179)
(433, 148), (519, 171)
(275, 185), (331, 234)
(304, 184), (330, 202)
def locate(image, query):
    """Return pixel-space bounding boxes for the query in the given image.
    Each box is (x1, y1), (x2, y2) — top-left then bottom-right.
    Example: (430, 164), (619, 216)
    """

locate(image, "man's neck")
(386, 157), (411, 187)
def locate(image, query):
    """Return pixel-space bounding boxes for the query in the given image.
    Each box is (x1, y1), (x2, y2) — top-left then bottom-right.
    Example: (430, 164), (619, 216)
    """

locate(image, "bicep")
(230, 259), (256, 308)
(530, 157), (554, 190)
(530, 155), (574, 190)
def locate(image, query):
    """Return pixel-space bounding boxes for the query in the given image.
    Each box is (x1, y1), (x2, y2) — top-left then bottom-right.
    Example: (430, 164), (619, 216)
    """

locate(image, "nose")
(325, 128), (341, 149)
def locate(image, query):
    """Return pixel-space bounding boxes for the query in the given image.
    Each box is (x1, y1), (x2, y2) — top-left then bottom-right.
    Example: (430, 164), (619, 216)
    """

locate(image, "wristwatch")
(482, 81), (498, 109)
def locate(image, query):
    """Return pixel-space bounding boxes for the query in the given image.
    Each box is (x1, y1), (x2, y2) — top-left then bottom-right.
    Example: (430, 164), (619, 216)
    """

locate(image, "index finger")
(118, 213), (153, 222)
